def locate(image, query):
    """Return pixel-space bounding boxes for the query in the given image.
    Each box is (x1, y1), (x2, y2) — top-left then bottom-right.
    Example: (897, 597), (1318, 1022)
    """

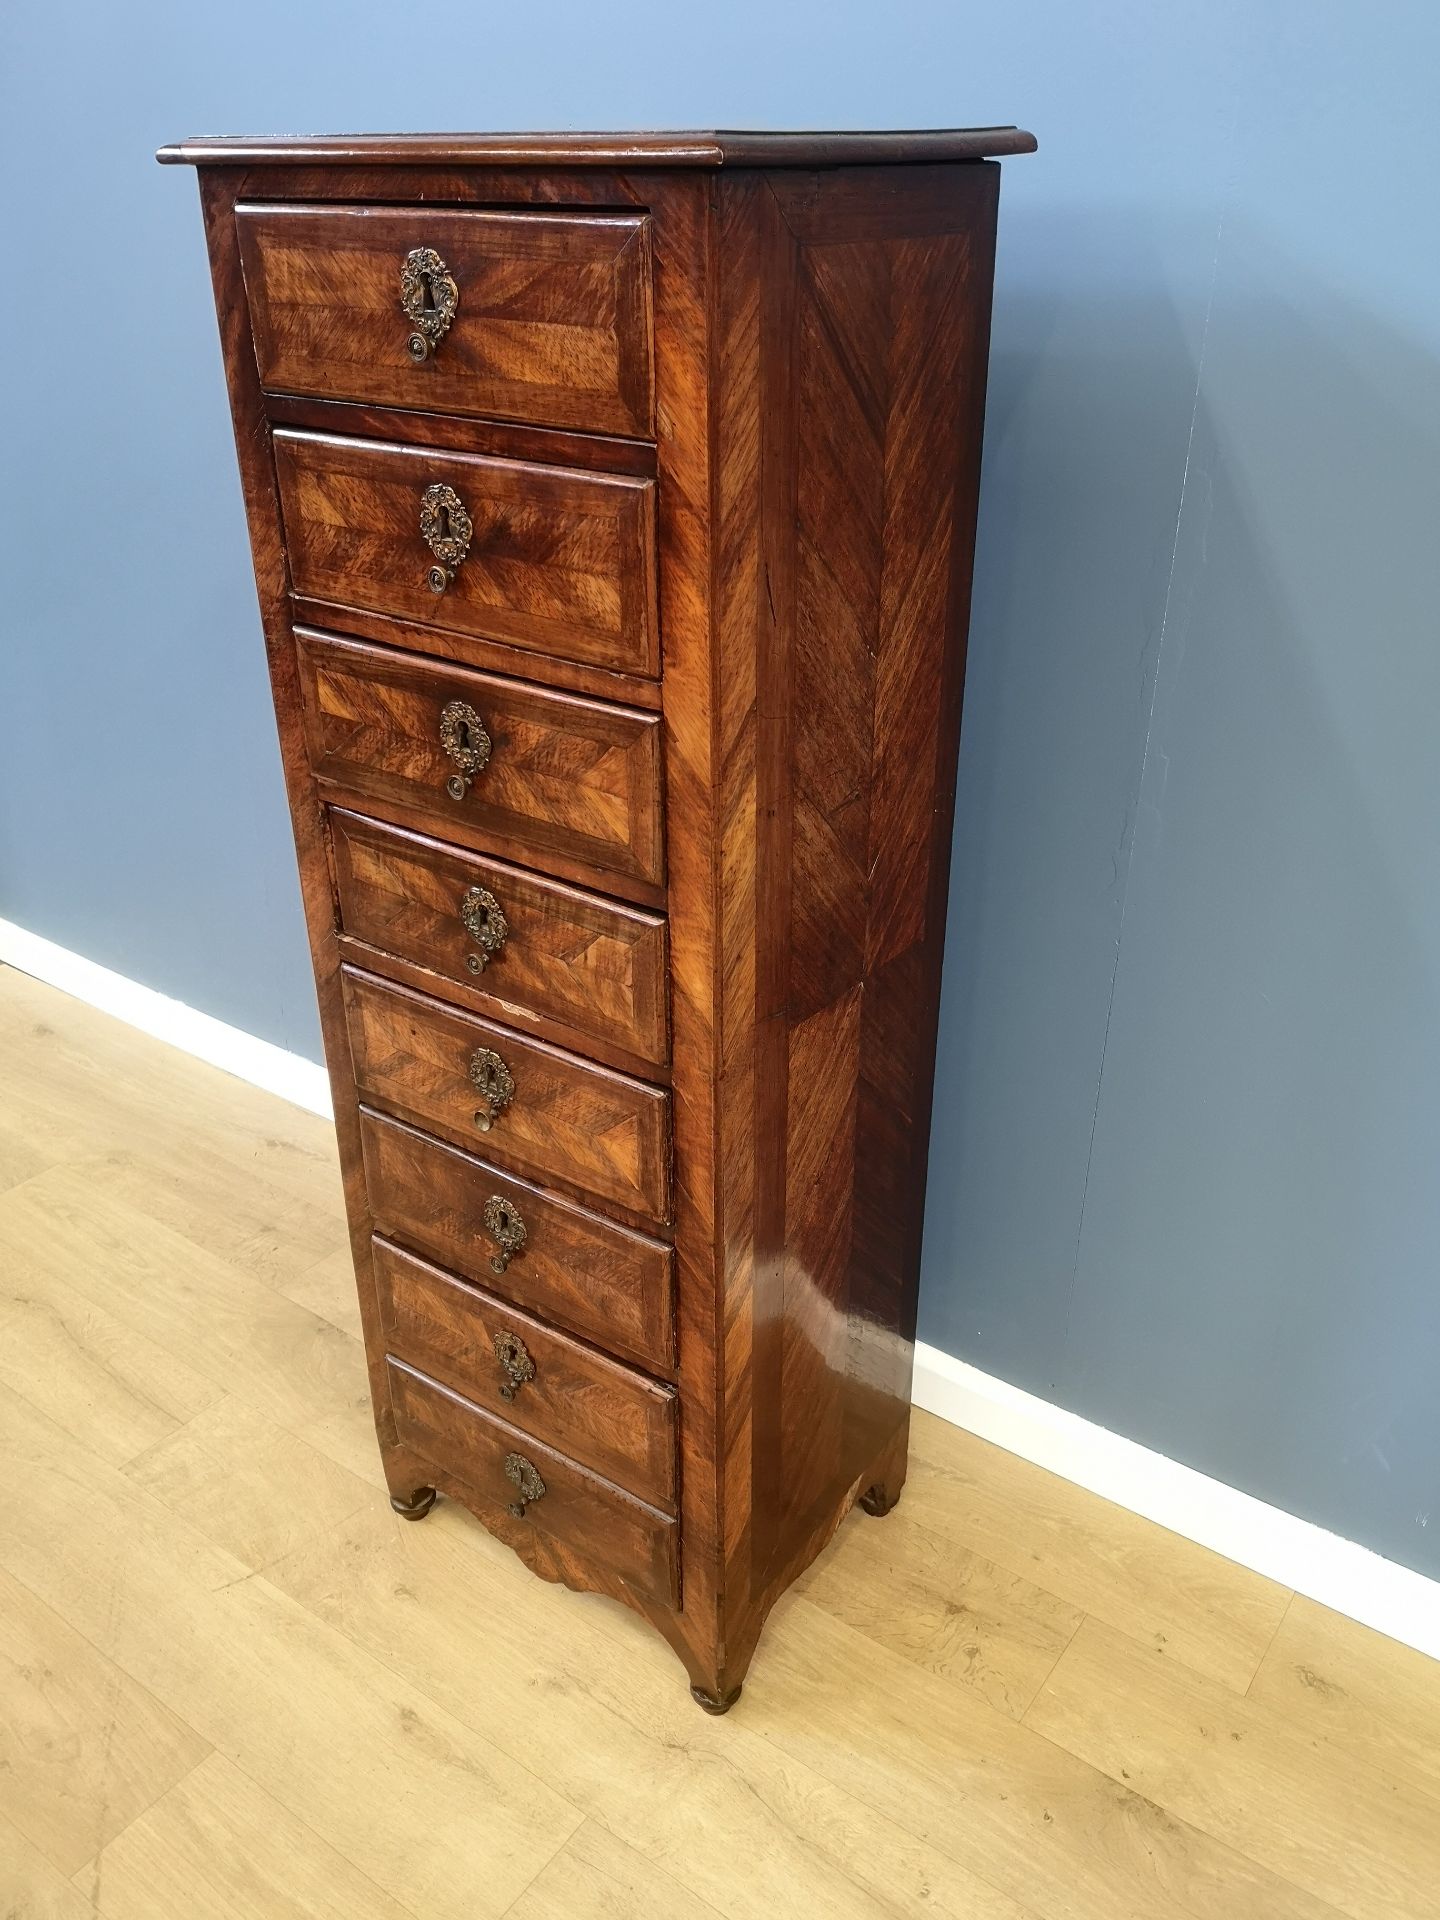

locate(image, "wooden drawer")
(343, 967), (670, 1225)
(374, 1238), (676, 1507)
(237, 202), (653, 438)
(274, 431), (658, 679)
(386, 1357), (678, 1609)
(359, 1109), (674, 1370)
(296, 630), (664, 892)
(330, 811), (668, 1070)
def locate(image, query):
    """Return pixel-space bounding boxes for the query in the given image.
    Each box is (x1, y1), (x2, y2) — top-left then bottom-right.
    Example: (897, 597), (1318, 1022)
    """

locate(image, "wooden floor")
(2, 963), (1438, 1920)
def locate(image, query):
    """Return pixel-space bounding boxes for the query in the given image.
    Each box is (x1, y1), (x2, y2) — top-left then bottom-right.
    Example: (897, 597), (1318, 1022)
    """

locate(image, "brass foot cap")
(858, 1483), (899, 1517)
(390, 1486), (438, 1522)
(690, 1683), (742, 1716)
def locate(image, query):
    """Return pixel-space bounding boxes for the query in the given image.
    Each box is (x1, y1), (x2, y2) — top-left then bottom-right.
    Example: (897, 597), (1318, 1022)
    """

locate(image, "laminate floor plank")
(73, 1751), (414, 1920)
(746, 1594), (1346, 1920)
(1248, 1593), (1440, 1803)
(275, 1244), (367, 1341)
(0, 1112), (62, 1195)
(268, 1500), (1043, 1920)
(1026, 1615), (1440, 1920)
(906, 1411), (1291, 1692)
(75, 1135), (346, 1295)
(501, 1821), (729, 1920)
(0, 1566), (210, 1877)
(0, 1170), (374, 1470)
(0, 1812), (97, 1920)
(0, 1256), (226, 1467)
(123, 1395), (375, 1573)
(3, 966), (1438, 1920)
(792, 1506), (1083, 1718)
(0, 1385), (583, 1920)
(0, 969), (334, 1186)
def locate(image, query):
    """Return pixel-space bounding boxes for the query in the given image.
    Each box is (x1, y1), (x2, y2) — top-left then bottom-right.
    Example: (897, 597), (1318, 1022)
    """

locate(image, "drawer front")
(386, 1357), (678, 1609)
(238, 202), (653, 438)
(297, 630), (664, 890)
(359, 1110), (674, 1369)
(344, 967), (670, 1224)
(374, 1238), (676, 1507)
(331, 811), (668, 1068)
(274, 432), (658, 679)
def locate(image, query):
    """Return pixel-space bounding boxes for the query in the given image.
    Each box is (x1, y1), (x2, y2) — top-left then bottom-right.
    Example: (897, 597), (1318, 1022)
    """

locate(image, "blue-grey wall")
(3, 3), (1436, 1577)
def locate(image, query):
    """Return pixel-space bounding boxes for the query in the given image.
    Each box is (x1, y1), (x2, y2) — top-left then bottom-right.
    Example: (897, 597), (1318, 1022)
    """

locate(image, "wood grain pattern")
(0, 1388), (582, 1920)
(359, 1107), (675, 1370)
(342, 966), (670, 1226)
(1248, 1593), (1440, 1803)
(1027, 1616), (1440, 1920)
(290, 597), (665, 711)
(70, 1750), (418, 1920)
(239, 202), (654, 437)
(295, 628), (665, 892)
(268, 393), (660, 477)
(697, 163), (1006, 1686)
(0, 1566), (209, 1877)
(274, 430), (659, 676)
(373, 1237), (677, 1506)
(904, 1416), (1292, 1693)
(790, 1505), (1084, 1720)
(505, 1821), (725, 1920)
(159, 128), (1039, 167)
(385, 1357), (679, 1608)
(330, 808), (669, 1069)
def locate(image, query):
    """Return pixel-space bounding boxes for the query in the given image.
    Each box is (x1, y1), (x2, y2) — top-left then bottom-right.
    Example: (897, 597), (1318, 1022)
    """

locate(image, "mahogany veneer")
(359, 1109), (675, 1369)
(372, 1238), (678, 1506)
(160, 126), (1033, 1709)
(275, 431), (659, 676)
(239, 201), (654, 437)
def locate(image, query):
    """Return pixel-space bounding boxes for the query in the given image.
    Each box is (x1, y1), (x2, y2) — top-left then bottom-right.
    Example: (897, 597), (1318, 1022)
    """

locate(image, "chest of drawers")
(159, 126), (1034, 1710)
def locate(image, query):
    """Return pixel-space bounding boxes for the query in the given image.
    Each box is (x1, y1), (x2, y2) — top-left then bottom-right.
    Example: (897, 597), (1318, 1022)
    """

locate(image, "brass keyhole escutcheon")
(420, 482), (473, 593)
(460, 885), (508, 975)
(503, 1451), (545, 1519)
(439, 698), (491, 801)
(469, 1046), (514, 1132)
(493, 1329), (536, 1403)
(399, 246), (459, 363)
(482, 1194), (527, 1275)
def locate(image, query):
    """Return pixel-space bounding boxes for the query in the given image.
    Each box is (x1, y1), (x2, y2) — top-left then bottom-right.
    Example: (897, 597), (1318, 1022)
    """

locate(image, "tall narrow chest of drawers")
(159, 127), (1035, 1709)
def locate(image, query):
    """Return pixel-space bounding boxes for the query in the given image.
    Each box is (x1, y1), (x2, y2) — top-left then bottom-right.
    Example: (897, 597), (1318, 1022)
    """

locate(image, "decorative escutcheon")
(439, 698), (491, 801)
(493, 1329), (536, 1403)
(469, 1045), (514, 1132)
(482, 1194), (527, 1274)
(420, 482), (473, 594)
(460, 884), (508, 974)
(503, 1451), (545, 1519)
(399, 246), (459, 363)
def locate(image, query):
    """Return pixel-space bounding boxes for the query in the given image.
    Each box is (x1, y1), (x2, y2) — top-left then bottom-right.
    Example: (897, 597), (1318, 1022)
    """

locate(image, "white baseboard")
(3, 917), (1434, 1659)
(0, 918), (333, 1120)
(913, 1342), (1440, 1661)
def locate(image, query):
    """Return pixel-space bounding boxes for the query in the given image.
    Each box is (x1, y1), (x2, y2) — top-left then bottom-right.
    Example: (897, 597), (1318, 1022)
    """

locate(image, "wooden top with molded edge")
(156, 127), (1037, 168)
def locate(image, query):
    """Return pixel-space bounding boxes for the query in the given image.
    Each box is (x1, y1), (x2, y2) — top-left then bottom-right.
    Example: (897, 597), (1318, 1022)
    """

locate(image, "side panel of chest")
(707, 165), (1002, 1647)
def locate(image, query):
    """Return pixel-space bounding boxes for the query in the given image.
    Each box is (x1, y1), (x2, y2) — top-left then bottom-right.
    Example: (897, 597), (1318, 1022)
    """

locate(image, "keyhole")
(454, 715), (470, 752)
(419, 270), (438, 313)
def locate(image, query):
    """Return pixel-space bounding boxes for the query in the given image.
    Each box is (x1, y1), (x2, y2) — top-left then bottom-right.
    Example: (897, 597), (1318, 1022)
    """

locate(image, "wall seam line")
(1055, 136), (1237, 1384)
